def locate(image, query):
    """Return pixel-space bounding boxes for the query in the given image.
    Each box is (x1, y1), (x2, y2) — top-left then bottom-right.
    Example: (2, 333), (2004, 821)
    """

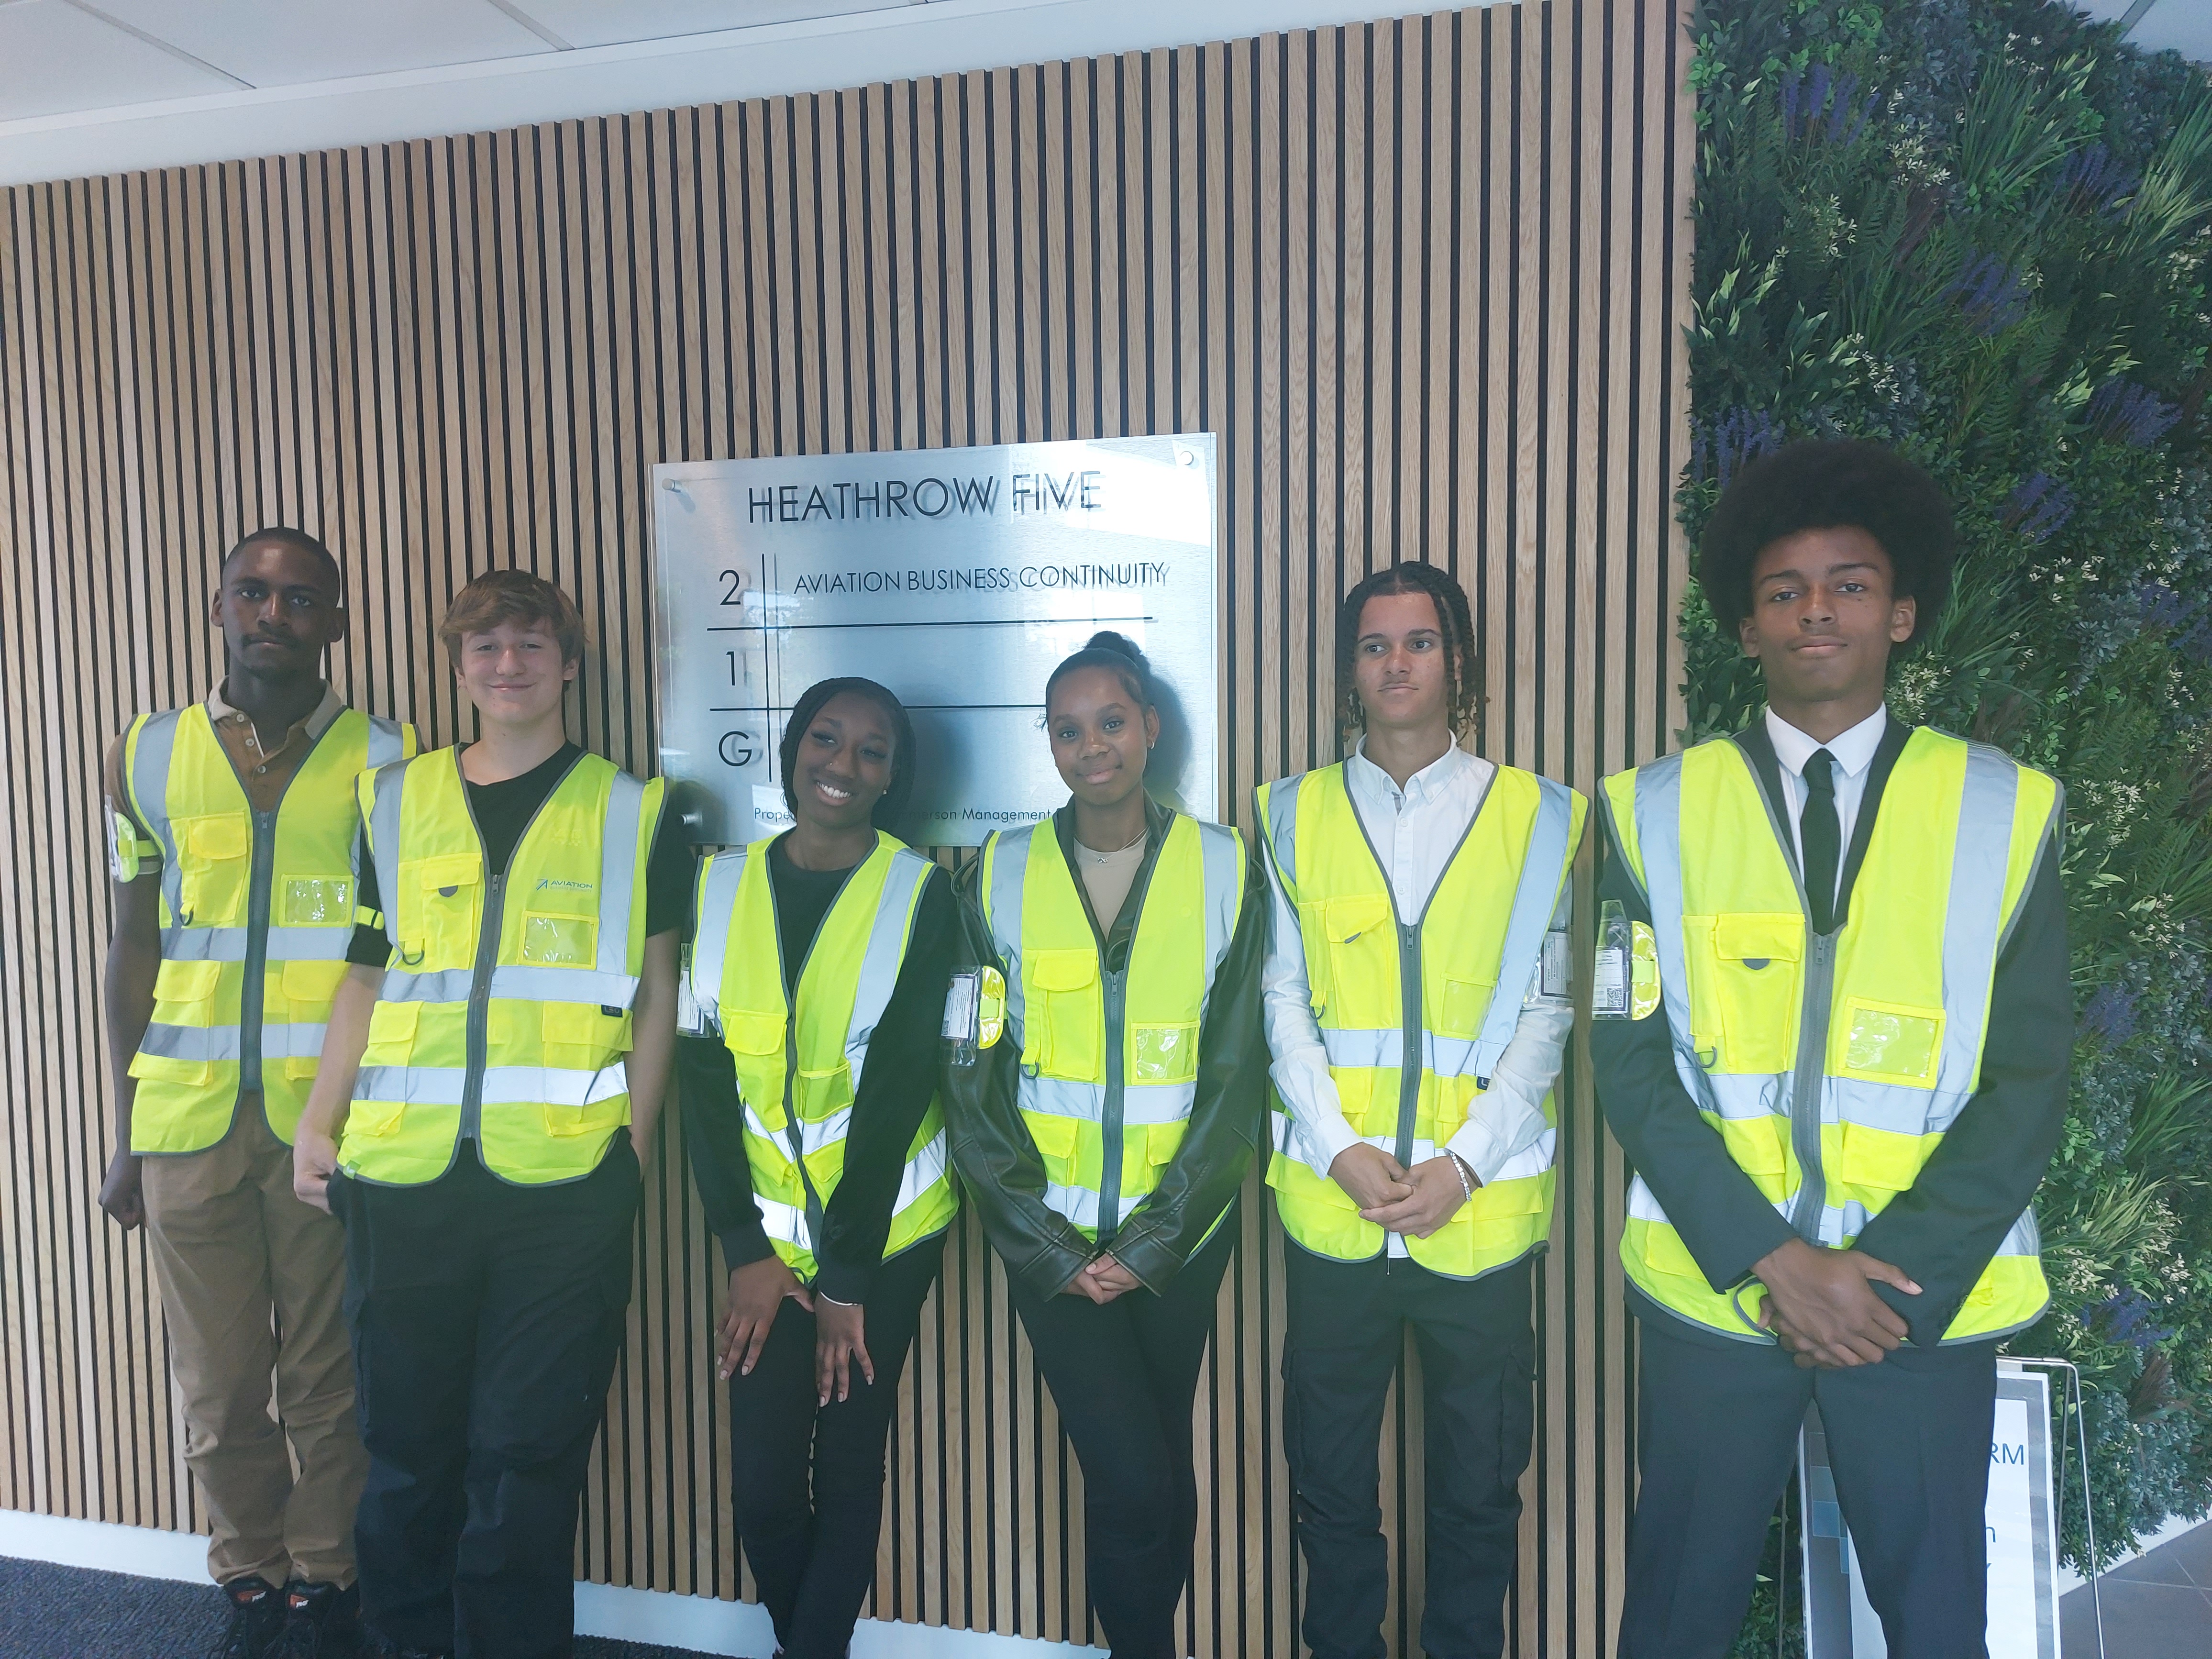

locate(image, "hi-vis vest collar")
(688, 832), (954, 1272)
(1609, 725), (2060, 1342)
(129, 703), (407, 965)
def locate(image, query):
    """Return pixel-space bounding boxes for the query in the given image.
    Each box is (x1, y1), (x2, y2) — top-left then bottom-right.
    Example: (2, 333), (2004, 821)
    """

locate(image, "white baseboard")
(0, 1510), (1108, 1658)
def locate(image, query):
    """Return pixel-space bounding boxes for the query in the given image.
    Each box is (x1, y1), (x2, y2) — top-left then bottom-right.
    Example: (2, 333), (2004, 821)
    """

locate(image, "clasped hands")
(1751, 1237), (1923, 1369)
(717, 1255), (876, 1406)
(1330, 1143), (1477, 1238)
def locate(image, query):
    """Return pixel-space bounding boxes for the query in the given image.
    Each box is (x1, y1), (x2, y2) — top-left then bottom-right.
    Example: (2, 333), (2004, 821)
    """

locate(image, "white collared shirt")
(1763, 703), (1887, 908)
(1260, 737), (1572, 1259)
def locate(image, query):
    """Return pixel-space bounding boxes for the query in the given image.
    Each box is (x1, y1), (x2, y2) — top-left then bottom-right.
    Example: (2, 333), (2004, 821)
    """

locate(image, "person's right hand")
(99, 1147), (144, 1231)
(292, 1128), (339, 1214)
(718, 1256), (813, 1380)
(1753, 1238), (1921, 1368)
(1329, 1142), (1414, 1210)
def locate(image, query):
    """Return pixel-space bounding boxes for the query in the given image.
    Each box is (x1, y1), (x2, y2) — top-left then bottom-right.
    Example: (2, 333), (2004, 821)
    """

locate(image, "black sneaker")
(272, 1582), (362, 1656)
(209, 1576), (286, 1659)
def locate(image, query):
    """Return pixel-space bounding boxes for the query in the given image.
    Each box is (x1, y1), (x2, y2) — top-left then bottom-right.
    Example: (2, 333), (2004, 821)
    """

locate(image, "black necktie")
(1801, 748), (1841, 935)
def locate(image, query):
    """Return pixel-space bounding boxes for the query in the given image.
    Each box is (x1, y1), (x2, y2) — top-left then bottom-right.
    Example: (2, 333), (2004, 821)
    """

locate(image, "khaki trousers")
(142, 1099), (366, 1587)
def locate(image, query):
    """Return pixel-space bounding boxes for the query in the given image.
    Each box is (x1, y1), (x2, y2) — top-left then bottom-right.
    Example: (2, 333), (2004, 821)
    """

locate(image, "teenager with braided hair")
(1259, 562), (1585, 1659)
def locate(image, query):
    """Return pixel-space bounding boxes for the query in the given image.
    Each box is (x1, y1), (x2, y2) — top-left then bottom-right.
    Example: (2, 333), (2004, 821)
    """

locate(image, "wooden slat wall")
(0, 5), (1692, 1654)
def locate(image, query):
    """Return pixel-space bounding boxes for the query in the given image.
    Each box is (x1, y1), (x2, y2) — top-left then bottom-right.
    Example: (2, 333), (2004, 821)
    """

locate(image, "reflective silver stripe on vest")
(1470, 777), (1574, 1080)
(689, 848), (749, 1032)
(984, 821), (1041, 1033)
(369, 758), (408, 950)
(753, 1196), (812, 1249)
(1628, 752), (1719, 1113)
(1196, 819), (1243, 973)
(893, 1129), (951, 1217)
(381, 963), (641, 1007)
(365, 716), (405, 770)
(130, 709), (188, 929)
(1264, 774), (1303, 896)
(1021, 1074), (1195, 1127)
(1931, 744), (2018, 1128)
(597, 774), (648, 980)
(139, 1020), (331, 1062)
(847, 849), (932, 1092)
(353, 1060), (630, 1108)
(160, 925), (353, 963)
(1271, 1112), (1558, 1182)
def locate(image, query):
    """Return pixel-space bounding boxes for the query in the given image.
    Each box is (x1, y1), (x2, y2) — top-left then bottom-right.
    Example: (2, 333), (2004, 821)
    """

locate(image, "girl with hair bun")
(679, 675), (962, 1659)
(943, 631), (1267, 1659)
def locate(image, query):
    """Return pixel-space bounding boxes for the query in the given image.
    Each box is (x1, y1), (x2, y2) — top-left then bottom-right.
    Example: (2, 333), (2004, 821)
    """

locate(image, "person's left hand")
(1077, 1253), (1144, 1304)
(1358, 1154), (1476, 1238)
(815, 1297), (874, 1405)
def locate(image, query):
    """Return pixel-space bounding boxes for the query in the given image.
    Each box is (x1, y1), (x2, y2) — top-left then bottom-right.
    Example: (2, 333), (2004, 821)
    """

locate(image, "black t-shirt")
(347, 742), (694, 966)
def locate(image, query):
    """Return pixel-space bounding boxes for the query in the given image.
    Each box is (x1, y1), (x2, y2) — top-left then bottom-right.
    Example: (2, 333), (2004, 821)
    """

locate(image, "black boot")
(272, 1581), (363, 1656)
(208, 1576), (287, 1659)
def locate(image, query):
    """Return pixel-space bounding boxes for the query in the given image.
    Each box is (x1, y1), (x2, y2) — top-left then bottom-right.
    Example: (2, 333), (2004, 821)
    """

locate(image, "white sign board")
(651, 435), (1218, 846)
(1800, 1364), (2059, 1657)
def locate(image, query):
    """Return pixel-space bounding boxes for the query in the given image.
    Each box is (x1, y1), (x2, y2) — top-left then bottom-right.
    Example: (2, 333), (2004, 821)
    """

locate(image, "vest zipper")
(771, 843), (867, 1271)
(240, 806), (277, 1094)
(1788, 931), (1836, 1240)
(1098, 964), (1128, 1245)
(1394, 922), (1422, 1168)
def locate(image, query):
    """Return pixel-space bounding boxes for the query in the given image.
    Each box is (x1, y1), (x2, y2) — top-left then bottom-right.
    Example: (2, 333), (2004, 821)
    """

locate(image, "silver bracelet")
(1450, 1154), (1474, 1202)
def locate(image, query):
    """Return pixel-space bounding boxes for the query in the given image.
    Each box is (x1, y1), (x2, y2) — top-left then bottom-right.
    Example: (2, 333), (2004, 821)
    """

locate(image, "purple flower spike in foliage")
(1779, 66), (1878, 145)
(1694, 408), (1782, 490)
(2081, 1289), (2177, 1352)
(1781, 71), (1801, 139)
(2136, 582), (2190, 631)
(1946, 252), (2030, 337)
(2081, 983), (2140, 1045)
(1842, 89), (1881, 148)
(2090, 378), (2182, 447)
(1825, 72), (1861, 142)
(2002, 472), (2076, 542)
(2057, 143), (2139, 217)
(1806, 64), (1832, 136)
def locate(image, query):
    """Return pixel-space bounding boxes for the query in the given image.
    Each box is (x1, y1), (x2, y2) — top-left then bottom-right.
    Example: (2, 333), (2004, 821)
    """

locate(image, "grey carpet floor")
(0, 1556), (709, 1659)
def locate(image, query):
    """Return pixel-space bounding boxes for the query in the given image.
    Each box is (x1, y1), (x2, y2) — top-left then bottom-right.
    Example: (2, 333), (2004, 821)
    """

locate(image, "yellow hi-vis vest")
(122, 703), (413, 1152)
(977, 812), (1245, 1241)
(1605, 727), (2061, 1343)
(1260, 761), (1585, 1278)
(687, 832), (957, 1280)
(339, 748), (666, 1187)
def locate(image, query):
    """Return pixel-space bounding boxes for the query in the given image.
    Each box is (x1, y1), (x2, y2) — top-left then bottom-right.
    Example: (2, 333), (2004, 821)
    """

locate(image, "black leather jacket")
(941, 795), (1270, 1299)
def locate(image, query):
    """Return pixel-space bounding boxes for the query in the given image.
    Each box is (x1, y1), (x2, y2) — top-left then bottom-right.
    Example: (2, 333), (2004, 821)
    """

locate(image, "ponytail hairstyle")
(778, 676), (917, 830)
(1334, 562), (1481, 736)
(1045, 630), (1154, 712)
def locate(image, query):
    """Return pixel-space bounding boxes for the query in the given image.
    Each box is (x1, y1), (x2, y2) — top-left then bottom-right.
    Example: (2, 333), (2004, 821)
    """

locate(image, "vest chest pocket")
(282, 876), (352, 927)
(176, 814), (251, 927)
(522, 913), (597, 967)
(1317, 894), (1395, 1030)
(721, 1010), (788, 1128)
(1684, 913), (1803, 1074)
(1838, 996), (1944, 1088)
(1437, 975), (1498, 1041)
(1131, 1021), (1199, 1085)
(401, 855), (483, 965)
(1025, 949), (1101, 1081)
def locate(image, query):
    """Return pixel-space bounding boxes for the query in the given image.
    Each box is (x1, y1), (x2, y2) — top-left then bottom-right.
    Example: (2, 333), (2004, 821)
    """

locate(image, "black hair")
(1334, 563), (1481, 735)
(1697, 439), (1955, 644)
(1045, 630), (1153, 711)
(778, 676), (916, 830)
(221, 527), (343, 595)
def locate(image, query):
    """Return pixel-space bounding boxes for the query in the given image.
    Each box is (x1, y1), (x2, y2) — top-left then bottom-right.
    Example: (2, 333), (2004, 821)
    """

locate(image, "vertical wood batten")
(0, 7), (1689, 1654)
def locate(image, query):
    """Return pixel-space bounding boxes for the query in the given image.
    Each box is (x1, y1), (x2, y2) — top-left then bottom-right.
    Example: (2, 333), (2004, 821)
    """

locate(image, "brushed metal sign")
(652, 434), (1218, 847)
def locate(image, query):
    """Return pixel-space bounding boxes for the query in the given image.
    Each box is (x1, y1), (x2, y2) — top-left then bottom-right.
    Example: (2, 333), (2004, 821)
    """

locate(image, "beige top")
(1073, 833), (1148, 932)
(105, 681), (345, 857)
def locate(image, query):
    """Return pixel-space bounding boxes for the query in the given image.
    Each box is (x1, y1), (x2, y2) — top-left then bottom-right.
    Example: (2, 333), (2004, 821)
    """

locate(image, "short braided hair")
(1334, 562), (1481, 736)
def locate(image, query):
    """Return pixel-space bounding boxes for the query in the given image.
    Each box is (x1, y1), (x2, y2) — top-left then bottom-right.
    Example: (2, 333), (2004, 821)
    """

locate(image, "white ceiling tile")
(514, 0), (909, 52)
(87, 0), (559, 87)
(0, 0), (240, 122)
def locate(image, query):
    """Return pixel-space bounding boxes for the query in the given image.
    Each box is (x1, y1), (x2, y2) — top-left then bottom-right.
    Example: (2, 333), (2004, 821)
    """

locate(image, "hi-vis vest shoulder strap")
(1259, 760), (1585, 1279)
(1604, 726), (2060, 1343)
(338, 748), (664, 1188)
(689, 831), (957, 1277)
(976, 811), (1244, 1240)
(122, 702), (412, 1153)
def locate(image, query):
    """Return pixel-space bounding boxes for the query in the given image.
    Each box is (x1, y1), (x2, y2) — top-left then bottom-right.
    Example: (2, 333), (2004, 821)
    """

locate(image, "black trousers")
(332, 1139), (638, 1659)
(729, 1234), (945, 1659)
(1619, 1316), (1998, 1659)
(1004, 1210), (1239, 1659)
(1281, 1247), (1536, 1659)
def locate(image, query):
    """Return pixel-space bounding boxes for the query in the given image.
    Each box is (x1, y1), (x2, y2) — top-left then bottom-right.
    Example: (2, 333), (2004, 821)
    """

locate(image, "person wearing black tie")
(1591, 441), (2072, 1657)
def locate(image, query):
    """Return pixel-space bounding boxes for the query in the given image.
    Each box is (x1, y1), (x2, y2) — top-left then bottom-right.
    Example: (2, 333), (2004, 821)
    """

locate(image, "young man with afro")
(1593, 440), (2073, 1657)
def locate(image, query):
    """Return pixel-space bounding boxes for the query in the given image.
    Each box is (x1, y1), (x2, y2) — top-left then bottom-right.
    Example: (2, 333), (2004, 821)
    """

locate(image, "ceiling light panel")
(514, 0), (911, 52)
(0, 0), (241, 122)
(88, 0), (560, 87)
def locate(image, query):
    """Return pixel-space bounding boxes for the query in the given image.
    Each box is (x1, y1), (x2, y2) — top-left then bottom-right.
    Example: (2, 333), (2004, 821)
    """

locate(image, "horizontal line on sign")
(705, 707), (775, 714)
(706, 615), (1151, 633)
(704, 703), (1044, 714)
